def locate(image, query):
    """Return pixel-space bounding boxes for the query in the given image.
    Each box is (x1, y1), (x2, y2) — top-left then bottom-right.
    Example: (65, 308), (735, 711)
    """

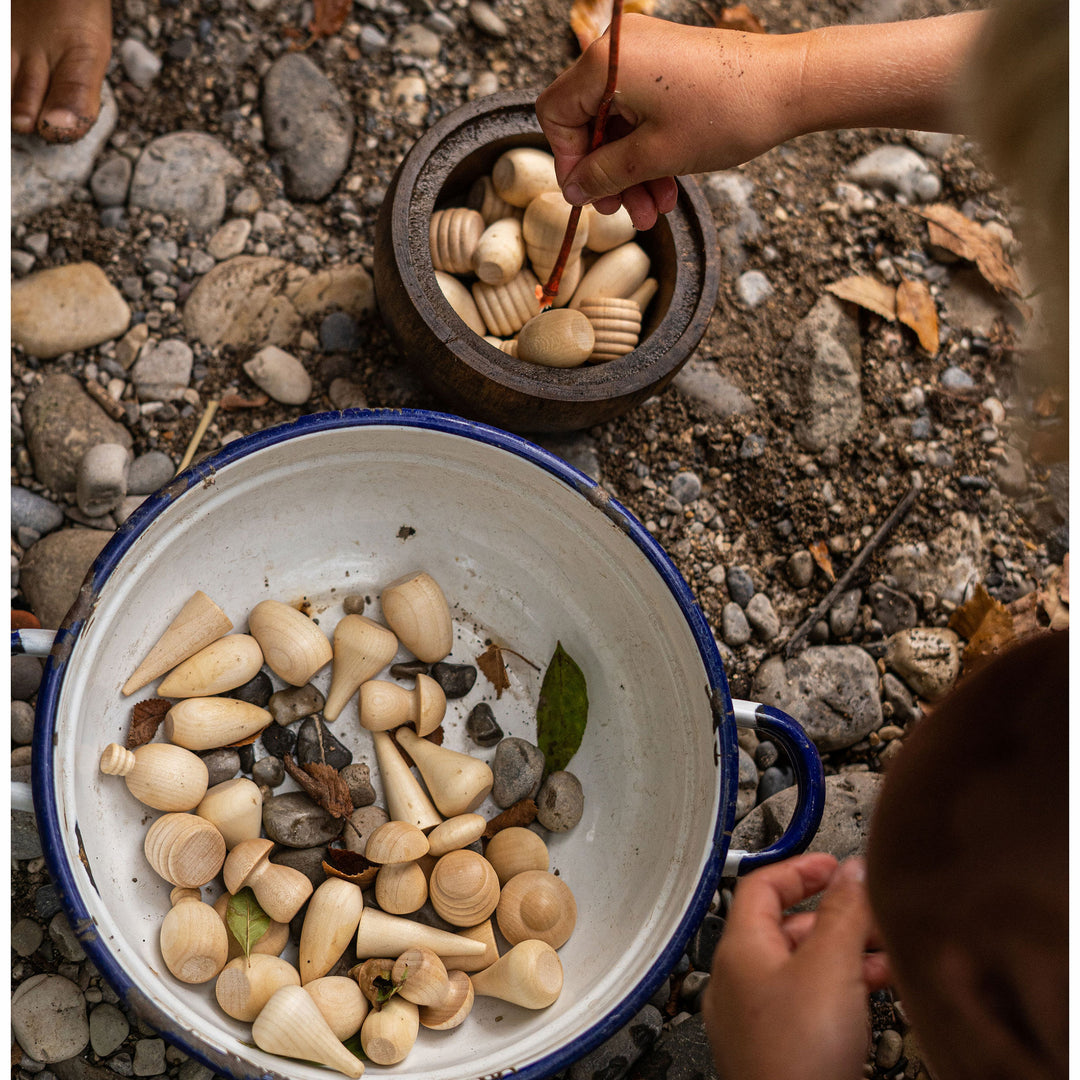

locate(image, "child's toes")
(36, 44), (105, 141)
(11, 51), (51, 134)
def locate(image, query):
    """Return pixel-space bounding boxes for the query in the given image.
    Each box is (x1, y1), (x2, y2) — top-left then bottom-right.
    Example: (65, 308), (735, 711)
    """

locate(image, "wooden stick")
(783, 478), (922, 658)
(175, 399), (220, 475)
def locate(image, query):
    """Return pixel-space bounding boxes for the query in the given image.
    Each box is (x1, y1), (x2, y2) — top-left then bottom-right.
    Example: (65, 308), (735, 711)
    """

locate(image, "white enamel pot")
(22, 410), (824, 1080)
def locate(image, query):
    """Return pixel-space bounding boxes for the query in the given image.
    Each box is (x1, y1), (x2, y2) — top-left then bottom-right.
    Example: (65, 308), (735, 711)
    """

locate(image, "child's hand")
(702, 853), (891, 1080)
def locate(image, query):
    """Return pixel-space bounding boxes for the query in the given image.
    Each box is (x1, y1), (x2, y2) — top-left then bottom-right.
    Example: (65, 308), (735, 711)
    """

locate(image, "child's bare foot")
(11, 0), (113, 143)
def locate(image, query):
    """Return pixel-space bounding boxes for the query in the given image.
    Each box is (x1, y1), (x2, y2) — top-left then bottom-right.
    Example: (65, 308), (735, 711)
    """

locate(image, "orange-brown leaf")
(477, 643), (511, 699)
(715, 3), (766, 33)
(808, 540), (835, 583)
(11, 609), (41, 630)
(220, 391), (270, 411)
(947, 583), (1002, 639)
(949, 584), (1016, 673)
(825, 276), (897, 320)
(569, 0), (656, 52)
(308, 0), (351, 39)
(896, 277), (939, 353)
(482, 798), (538, 839)
(284, 754), (354, 819)
(127, 697), (172, 748)
(322, 844), (380, 887)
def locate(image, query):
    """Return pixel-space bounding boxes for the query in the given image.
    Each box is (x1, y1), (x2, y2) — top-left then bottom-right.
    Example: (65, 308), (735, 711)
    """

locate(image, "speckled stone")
(295, 715), (352, 769)
(491, 737), (545, 807)
(535, 770), (584, 832)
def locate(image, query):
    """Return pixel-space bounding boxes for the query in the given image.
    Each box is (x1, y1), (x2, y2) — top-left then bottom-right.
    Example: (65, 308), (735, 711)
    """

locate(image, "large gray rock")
(568, 1004), (663, 1080)
(19, 528), (113, 629)
(751, 645), (882, 752)
(673, 359), (755, 418)
(11, 974), (90, 1062)
(884, 627), (962, 701)
(262, 791), (345, 848)
(632, 1013), (718, 1080)
(884, 511), (982, 606)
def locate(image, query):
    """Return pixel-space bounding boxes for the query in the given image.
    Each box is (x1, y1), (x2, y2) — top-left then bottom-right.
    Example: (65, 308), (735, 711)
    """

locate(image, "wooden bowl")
(374, 90), (720, 433)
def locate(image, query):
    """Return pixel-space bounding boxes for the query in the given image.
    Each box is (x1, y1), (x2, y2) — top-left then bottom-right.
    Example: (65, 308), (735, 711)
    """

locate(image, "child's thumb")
(804, 857), (876, 955)
(561, 138), (651, 206)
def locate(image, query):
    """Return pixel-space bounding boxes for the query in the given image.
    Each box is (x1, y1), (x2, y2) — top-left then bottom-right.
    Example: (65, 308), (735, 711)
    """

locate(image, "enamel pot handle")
(12, 629), (58, 657)
(722, 699), (825, 877)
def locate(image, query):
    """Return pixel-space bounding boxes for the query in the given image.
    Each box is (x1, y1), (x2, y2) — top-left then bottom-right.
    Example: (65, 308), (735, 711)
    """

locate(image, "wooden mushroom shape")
(215, 953), (301, 1022)
(354, 908), (486, 960)
(430, 207), (485, 275)
(395, 728), (493, 817)
(144, 812), (226, 889)
(195, 777), (263, 849)
(247, 599), (332, 686)
(358, 673), (445, 736)
(419, 967), (475, 1030)
(156, 634), (264, 698)
(426, 813), (486, 857)
(163, 697), (271, 752)
(99, 742), (208, 812)
(299, 878), (365, 984)
(159, 886), (229, 984)
(491, 147), (560, 207)
(391, 947), (450, 1007)
(213, 892), (290, 961)
(252, 985), (365, 1078)
(484, 826), (550, 886)
(379, 571), (453, 664)
(223, 838), (313, 923)
(323, 615), (399, 722)
(428, 850), (500, 927)
(305, 975), (370, 1041)
(469, 938), (564, 1009)
(371, 730), (442, 831)
(496, 869), (577, 949)
(516, 309), (595, 368)
(374, 861), (428, 915)
(365, 820), (430, 864)
(360, 995), (419, 1066)
(122, 590), (232, 696)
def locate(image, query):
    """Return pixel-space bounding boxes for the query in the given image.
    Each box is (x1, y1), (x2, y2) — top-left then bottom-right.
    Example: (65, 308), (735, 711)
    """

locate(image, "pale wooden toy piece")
(484, 826), (550, 886)
(467, 174), (522, 224)
(212, 892), (290, 961)
(583, 203), (637, 252)
(392, 946), (450, 1007)
(195, 777), (263, 849)
(374, 861), (428, 915)
(441, 918), (500, 973)
(472, 267), (541, 338)
(358, 673), (445, 736)
(144, 813), (226, 888)
(299, 878), (365, 984)
(473, 216), (526, 286)
(426, 813), (486, 857)
(361, 995), (420, 1066)
(379, 571), (453, 664)
(569, 242), (652, 309)
(546, 252), (583, 309)
(163, 697), (271, 752)
(159, 886), (230, 984)
(428, 849), (500, 927)
(523, 191), (590, 283)
(628, 276), (659, 315)
(491, 147), (560, 208)
(496, 869), (577, 949)
(577, 296), (642, 362)
(371, 730), (442, 831)
(223, 838), (313, 923)
(395, 727), (494, 817)
(323, 615), (399, 722)
(156, 634), (264, 698)
(365, 820), (430, 864)
(305, 976), (370, 1041)
(419, 968), (475, 1030)
(99, 742), (209, 812)
(469, 938), (564, 1009)
(354, 908), (486, 959)
(515, 309), (595, 368)
(492, 337), (519, 357)
(247, 599), (332, 686)
(430, 206), (485, 275)
(215, 953), (301, 1022)
(436, 270), (487, 335)
(122, 590), (232, 696)
(252, 985), (365, 1078)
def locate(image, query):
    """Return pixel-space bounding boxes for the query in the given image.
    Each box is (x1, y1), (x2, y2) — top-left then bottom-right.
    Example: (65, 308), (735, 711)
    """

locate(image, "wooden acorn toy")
(159, 886), (229, 984)
(215, 953), (301, 1022)
(358, 673), (445, 736)
(144, 812), (227, 889)
(430, 207), (485, 275)
(223, 838), (313, 923)
(570, 241), (651, 309)
(379, 571), (453, 664)
(515, 309), (596, 368)
(371, 730), (442, 831)
(299, 878), (365, 984)
(469, 938), (564, 1009)
(323, 615), (399, 722)
(395, 727), (493, 817)
(212, 892), (291, 961)
(305, 976), (370, 1041)
(364, 820), (430, 864)
(360, 995), (419, 1066)
(374, 861), (428, 915)
(523, 191), (590, 283)
(163, 697), (271, 752)
(252, 985), (366, 1078)
(440, 918), (500, 973)
(467, 174), (522, 224)
(577, 296), (642, 362)
(354, 908), (487, 960)
(391, 946), (450, 1007)
(492, 148), (560, 208)
(472, 267), (541, 337)
(195, 777), (263, 849)
(436, 270), (488, 335)
(99, 742), (209, 812)
(496, 869), (577, 949)
(247, 599), (333, 686)
(583, 203), (637, 252)
(419, 968), (475, 1030)
(483, 826), (550, 886)
(122, 590), (232, 696)
(473, 216), (526, 286)
(156, 633), (264, 698)
(426, 813), (486, 857)
(428, 849), (501, 927)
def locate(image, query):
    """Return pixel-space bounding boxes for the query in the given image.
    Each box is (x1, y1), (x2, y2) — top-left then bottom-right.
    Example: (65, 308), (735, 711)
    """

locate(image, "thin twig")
(175, 398), (220, 475)
(783, 478), (922, 658)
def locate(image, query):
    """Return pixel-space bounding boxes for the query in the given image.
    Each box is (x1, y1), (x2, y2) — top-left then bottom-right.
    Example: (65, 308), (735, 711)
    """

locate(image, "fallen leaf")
(476, 643), (539, 699)
(126, 697), (172, 748)
(220, 391), (270, 411)
(284, 754), (354, 818)
(323, 844), (380, 888)
(536, 641), (588, 779)
(808, 540), (835, 583)
(226, 888), (271, 958)
(308, 0), (351, 39)
(569, 0), (656, 52)
(482, 798), (539, 839)
(948, 583), (1002, 639)
(825, 275), (897, 320)
(896, 277), (939, 353)
(715, 3), (766, 32)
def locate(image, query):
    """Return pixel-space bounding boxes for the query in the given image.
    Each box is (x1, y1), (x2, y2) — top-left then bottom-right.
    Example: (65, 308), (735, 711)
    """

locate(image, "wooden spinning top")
(379, 571), (453, 664)
(99, 742), (208, 812)
(469, 938), (563, 1009)
(323, 614), (399, 722)
(252, 986), (366, 1078)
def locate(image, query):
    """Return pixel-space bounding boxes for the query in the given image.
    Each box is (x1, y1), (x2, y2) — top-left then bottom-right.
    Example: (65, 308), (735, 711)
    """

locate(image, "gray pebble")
(725, 566), (754, 607)
(12, 249), (36, 275)
(567, 1004), (662, 1080)
(492, 737), (545, 807)
(12, 655), (44, 701)
(535, 770), (584, 832)
(89, 1003), (129, 1058)
(754, 740), (779, 770)
(11, 974), (90, 1063)
(125, 450), (175, 495)
(720, 602), (751, 647)
(109, 1051), (135, 1075)
(876, 1029), (904, 1070)
(735, 746), (757, 820)
(466, 702), (503, 747)
(910, 415), (932, 440)
(178, 1061), (215, 1080)
(231, 186), (262, 216)
(76, 442), (130, 517)
(263, 791), (344, 848)
(12, 917), (44, 957)
(469, 0), (508, 36)
(430, 662), (477, 699)
(268, 683), (325, 726)
(359, 25), (388, 54)
(342, 593), (366, 615)
(243, 346), (312, 406)
(12, 699), (36, 745)
(425, 11), (456, 34)
(686, 912), (725, 971)
(13, 809), (43, 860)
(12, 487), (65, 536)
(736, 269), (773, 308)
(260, 722), (296, 759)
(847, 145), (938, 202)
(828, 588), (862, 637)
(394, 23), (442, 58)
(199, 748), (240, 787)
(670, 471), (702, 505)
(48, 911), (86, 962)
(251, 755), (285, 788)
(882, 672), (920, 725)
(344, 804), (389, 852)
(133, 1037), (166, 1076)
(867, 582), (918, 635)
(119, 37), (162, 90)
(738, 433), (767, 459)
(757, 763), (795, 802)
(296, 715), (352, 769)
(745, 593), (779, 641)
(131, 338), (193, 389)
(270, 845), (328, 889)
(229, 670), (274, 708)
(90, 154), (133, 208)
(320, 311), (362, 352)
(940, 365), (976, 393)
(340, 762), (376, 807)
(35, 884), (63, 920)
(679, 969), (710, 1009)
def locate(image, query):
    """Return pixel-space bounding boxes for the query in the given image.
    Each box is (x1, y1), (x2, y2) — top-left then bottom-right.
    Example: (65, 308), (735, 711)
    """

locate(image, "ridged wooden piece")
(428, 850), (500, 927)
(247, 599), (332, 686)
(195, 777), (263, 849)
(418, 968), (475, 1029)
(496, 869), (577, 949)
(483, 826), (549, 886)
(252, 986), (366, 1077)
(305, 976), (369, 1041)
(467, 174), (522, 224)
(473, 216), (526, 286)
(435, 270), (487, 335)
(215, 953), (301, 1022)
(99, 742), (209, 812)
(299, 878), (365, 984)
(569, 242), (651, 309)
(516, 309), (595, 369)
(323, 615), (399, 722)
(379, 571), (453, 664)
(156, 634), (264, 698)
(159, 886), (229, 984)
(469, 938), (563, 1009)
(578, 296), (642, 362)
(430, 207), (485, 275)
(144, 813), (226, 888)
(491, 147), (560, 208)
(163, 697), (271, 752)
(523, 191), (589, 283)
(223, 837), (313, 923)
(472, 267), (541, 337)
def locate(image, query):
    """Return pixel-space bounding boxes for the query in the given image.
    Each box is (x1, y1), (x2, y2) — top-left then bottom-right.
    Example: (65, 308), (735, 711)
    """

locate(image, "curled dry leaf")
(896, 277), (939, 353)
(126, 697), (172, 748)
(220, 391), (270, 411)
(482, 798), (539, 839)
(825, 275), (897, 320)
(322, 843), (380, 888)
(476, 643), (539, 699)
(283, 753), (354, 818)
(807, 540), (835, 583)
(569, 0), (656, 52)
(308, 0), (351, 39)
(948, 583), (1016, 674)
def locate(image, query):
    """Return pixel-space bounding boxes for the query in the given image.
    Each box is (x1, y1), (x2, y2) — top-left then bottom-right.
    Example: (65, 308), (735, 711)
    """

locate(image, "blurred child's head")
(866, 631), (1068, 1080)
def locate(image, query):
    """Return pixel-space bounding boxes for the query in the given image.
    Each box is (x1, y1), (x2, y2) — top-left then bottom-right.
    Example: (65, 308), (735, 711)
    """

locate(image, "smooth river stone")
(262, 791), (344, 848)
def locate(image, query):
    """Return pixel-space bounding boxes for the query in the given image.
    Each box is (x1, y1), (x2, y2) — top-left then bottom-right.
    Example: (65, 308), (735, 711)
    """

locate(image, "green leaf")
(342, 1033), (369, 1061)
(535, 641), (588, 778)
(225, 887), (271, 958)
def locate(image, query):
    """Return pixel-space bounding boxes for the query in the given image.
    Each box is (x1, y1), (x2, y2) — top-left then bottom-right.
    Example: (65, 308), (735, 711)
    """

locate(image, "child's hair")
(866, 631), (1068, 1080)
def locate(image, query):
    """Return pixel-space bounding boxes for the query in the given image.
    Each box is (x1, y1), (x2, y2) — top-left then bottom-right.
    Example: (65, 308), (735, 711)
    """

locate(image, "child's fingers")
(797, 858), (879, 972)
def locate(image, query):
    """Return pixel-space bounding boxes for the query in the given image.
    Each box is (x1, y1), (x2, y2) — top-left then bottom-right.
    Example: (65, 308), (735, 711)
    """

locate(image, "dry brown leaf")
(948, 585), (1017, 673)
(284, 754), (353, 818)
(895, 277), (939, 353)
(947, 583), (1001, 638)
(126, 697), (171, 748)
(322, 844), (380, 888)
(808, 540), (835, 583)
(569, 0), (656, 52)
(715, 3), (766, 32)
(482, 798), (539, 839)
(477, 643), (511, 698)
(825, 276), (897, 320)
(220, 391), (270, 411)
(308, 0), (351, 39)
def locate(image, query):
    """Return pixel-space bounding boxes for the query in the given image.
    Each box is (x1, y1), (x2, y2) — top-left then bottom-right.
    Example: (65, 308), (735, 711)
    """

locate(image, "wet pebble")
(720, 602), (751, 647)
(492, 737), (545, 807)
(466, 702), (503, 747)
(199, 748), (240, 786)
(11, 974), (90, 1063)
(535, 770), (584, 832)
(430, 661), (477, 698)
(251, 755), (285, 788)
(268, 683), (324, 726)
(745, 593), (779, 641)
(340, 762), (376, 807)
(229, 669), (274, 708)
(725, 566), (754, 607)
(263, 791), (344, 847)
(295, 716), (352, 769)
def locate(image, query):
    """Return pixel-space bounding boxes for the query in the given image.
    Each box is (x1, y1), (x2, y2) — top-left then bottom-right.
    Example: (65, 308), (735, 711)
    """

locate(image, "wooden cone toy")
(440, 919), (500, 973)
(156, 633), (264, 698)
(252, 985), (365, 1078)
(323, 615), (399, 722)
(371, 730), (442, 831)
(469, 938), (563, 1009)
(353, 908), (486, 960)
(299, 878), (365, 984)
(99, 742), (208, 812)
(379, 571), (453, 664)
(163, 697), (271, 752)
(395, 727), (493, 817)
